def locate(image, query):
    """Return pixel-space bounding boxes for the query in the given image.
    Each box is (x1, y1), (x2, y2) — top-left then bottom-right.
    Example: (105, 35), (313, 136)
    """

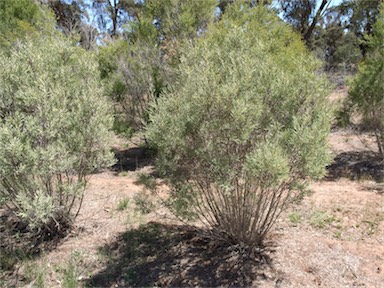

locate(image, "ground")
(1, 87), (383, 287)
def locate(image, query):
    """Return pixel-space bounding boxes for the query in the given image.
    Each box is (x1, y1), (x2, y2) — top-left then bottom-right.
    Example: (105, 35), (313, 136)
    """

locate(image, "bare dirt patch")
(275, 178), (384, 287)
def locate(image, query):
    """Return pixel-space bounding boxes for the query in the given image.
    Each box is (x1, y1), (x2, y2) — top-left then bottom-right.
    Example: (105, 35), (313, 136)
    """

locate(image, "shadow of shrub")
(86, 222), (276, 287)
(326, 151), (384, 182)
(0, 210), (70, 273)
(111, 146), (156, 173)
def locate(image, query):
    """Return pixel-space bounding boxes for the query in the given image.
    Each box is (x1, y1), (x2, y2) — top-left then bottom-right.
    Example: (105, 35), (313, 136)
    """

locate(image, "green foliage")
(128, 0), (217, 43)
(133, 193), (153, 215)
(137, 173), (157, 191)
(278, 0), (318, 33)
(313, 20), (362, 71)
(98, 0), (217, 133)
(147, 5), (333, 246)
(347, 5), (384, 156)
(340, 0), (381, 56)
(98, 39), (166, 132)
(0, 0), (55, 48)
(289, 212), (302, 225)
(113, 115), (134, 138)
(309, 210), (336, 229)
(278, 0), (329, 47)
(23, 261), (47, 288)
(117, 198), (130, 211)
(0, 36), (115, 232)
(329, 32), (361, 69)
(61, 252), (82, 288)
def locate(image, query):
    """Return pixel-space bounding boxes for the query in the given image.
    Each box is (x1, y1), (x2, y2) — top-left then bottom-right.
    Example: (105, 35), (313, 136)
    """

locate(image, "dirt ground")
(1, 87), (383, 287)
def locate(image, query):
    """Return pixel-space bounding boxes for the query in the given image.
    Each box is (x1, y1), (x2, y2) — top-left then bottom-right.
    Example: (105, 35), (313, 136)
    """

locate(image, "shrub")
(347, 5), (384, 157)
(98, 39), (167, 133)
(0, 36), (115, 232)
(98, 1), (217, 134)
(146, 5), (333, 247)
(0, 0), (48, 47)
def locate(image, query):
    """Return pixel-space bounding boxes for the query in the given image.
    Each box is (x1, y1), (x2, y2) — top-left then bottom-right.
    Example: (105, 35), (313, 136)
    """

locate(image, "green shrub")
(98, 0), (217, 134)
(347, 5), (384, 157)
(98, 40), (166, 132)
(0, 0), (53, 48)
(0, 36), (115, 232)
(146, 5), (332, 247)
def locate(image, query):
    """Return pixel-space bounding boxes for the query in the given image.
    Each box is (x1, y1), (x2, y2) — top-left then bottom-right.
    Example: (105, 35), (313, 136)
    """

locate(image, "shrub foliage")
(98, 39), (166, 132)
(0, 37), (115, 232)
(147, 5), (333, 247)
(347, 5), (384, 157)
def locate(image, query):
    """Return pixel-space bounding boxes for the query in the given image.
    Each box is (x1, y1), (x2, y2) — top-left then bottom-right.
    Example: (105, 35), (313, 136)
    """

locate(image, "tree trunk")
(304, 0), (329, 47)
(108, 0), (118, 37)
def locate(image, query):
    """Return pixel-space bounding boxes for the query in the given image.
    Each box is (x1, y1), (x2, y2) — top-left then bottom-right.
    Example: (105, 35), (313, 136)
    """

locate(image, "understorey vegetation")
(0, 35), (115, 235)
(1, 0), (383, 286)
(344, 4), (384, 158)
(146, 4), (333, 247)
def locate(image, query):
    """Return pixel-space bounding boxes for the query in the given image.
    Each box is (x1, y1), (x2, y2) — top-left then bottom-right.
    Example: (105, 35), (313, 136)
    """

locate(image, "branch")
(304, 0), (332, 46)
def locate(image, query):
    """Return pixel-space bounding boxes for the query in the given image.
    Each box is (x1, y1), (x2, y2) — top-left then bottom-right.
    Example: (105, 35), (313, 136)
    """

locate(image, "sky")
(80, 0), (347, 34)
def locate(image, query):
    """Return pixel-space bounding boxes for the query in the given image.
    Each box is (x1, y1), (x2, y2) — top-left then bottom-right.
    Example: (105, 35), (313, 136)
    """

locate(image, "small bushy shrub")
(0, 36), (115, 232)
(147, 5), (332, 247)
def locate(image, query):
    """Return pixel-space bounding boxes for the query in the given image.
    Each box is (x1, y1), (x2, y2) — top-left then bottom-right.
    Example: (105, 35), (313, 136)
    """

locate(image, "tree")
(217, 0), (272, 17)
(146, 4), (333, 247)
(278, 0), (332, 48)
(0, 35), (115, 233)
(312, 6), (362, 72)
(46, 0), (84, 34)
(347, 4), (384, 157)
(44, 0), (98, 49)
(339, 0), (381, 57)
(93, 0), (131, 38)
(125, 0), (217, 60)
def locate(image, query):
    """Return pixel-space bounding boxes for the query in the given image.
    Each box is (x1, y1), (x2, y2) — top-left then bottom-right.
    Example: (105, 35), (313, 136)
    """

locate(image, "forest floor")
(1, 86), (384, 287)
